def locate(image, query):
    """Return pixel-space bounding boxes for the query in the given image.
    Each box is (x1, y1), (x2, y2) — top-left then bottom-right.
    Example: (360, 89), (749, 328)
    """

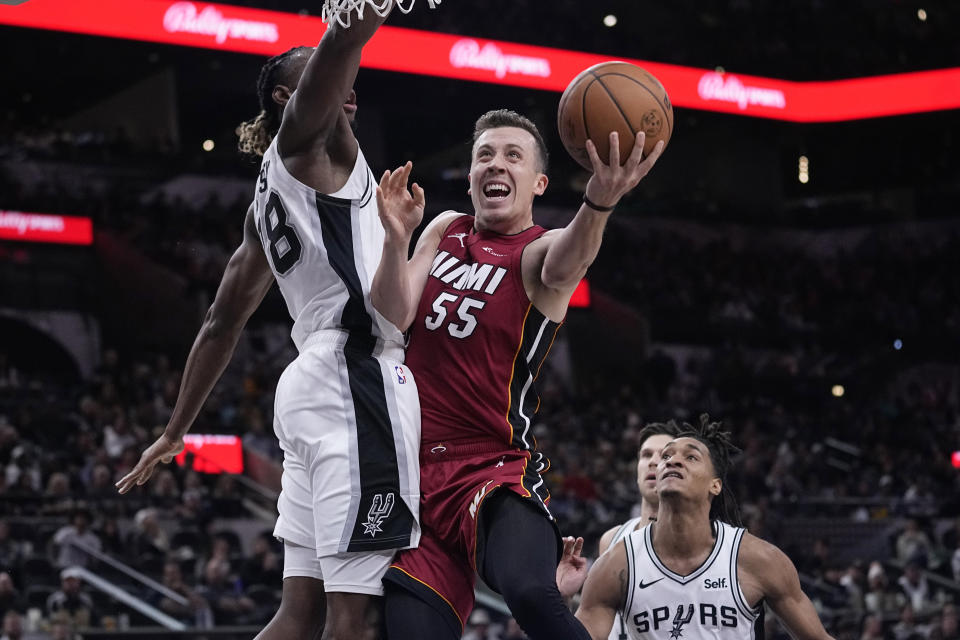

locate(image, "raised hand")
(556, 535), (589, 600)
(583, 131), (665, 211)
(115, 433), (185, 494)
(376, 161), (425, 241)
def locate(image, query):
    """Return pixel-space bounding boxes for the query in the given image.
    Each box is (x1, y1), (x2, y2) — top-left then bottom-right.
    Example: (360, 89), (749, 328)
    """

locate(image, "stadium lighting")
(917, 8), (927, 21)
(831, 385), (845, 397)
(603, 14), (617, 27)
(894, 339), (903, 350)
(798, 155), (810, 183)
(202, 139), (215, 152)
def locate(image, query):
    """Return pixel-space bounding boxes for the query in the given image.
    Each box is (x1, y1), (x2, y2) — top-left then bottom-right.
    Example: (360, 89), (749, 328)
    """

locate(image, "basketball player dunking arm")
(116, 10), (423, 640)
(572, 416), (834, 640)
(370, 110), (664, 640)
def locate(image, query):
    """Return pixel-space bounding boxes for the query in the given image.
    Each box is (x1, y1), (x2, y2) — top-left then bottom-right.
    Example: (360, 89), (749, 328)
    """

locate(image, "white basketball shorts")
(272, 330), (421, 593)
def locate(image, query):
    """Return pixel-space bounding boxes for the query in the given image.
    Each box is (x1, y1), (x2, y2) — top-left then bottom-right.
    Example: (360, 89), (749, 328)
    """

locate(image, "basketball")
(557, 61), (673, 170)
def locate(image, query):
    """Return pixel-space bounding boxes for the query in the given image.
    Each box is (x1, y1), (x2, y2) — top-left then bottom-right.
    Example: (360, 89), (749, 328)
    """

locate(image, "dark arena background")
(1, 0), (959, 638)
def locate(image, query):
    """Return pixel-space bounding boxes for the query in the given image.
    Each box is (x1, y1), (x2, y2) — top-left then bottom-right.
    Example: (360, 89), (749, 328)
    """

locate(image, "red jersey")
(406, 215), (562, 450)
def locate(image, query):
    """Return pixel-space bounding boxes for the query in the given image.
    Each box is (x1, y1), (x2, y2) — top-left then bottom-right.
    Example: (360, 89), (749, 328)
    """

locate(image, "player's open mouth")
(662, 471), (683, 480)
(645, 473), (657, 482)
(483, 182), (511, 200)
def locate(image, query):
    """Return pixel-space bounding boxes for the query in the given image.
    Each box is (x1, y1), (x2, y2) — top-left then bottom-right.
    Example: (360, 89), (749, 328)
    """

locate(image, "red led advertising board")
(175, 434), (244, 474)
(2, 0), (958, 122)
(0, 211), (93, 245)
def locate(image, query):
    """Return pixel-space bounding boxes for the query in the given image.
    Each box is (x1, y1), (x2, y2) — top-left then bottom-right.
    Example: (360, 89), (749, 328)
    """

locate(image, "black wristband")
(583, 195), (616, 212)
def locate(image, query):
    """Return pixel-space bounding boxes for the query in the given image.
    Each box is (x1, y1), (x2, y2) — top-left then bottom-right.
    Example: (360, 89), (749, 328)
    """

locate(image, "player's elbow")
(200, 303), (244, 342)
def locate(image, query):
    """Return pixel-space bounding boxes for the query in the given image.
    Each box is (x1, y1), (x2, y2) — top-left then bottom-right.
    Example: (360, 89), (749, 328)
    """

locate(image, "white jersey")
(253, 138), (403, 352)
(619, 521), (763, 640)
(606, 517), (645, 640)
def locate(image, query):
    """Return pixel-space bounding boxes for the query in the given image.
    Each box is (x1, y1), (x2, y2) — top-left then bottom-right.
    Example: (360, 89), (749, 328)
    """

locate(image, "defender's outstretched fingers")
(411, 183), (425, 209)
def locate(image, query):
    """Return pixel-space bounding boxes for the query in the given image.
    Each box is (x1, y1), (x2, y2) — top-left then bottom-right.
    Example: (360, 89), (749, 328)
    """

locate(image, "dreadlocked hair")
(637, 419), (682, 452)
(237, 46), (311, 158)
(675, 414), (744, 527)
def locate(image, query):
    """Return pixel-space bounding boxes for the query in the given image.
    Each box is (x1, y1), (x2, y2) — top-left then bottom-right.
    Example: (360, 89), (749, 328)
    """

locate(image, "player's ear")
(709, 478), (722, 498)
(272, 84), (294, 107)
(533, 173), (548, 196)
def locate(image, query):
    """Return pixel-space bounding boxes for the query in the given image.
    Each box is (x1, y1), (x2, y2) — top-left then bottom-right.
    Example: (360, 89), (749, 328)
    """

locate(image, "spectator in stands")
(0, 574), (23, 620)
(896, 519), (933, 567)
(840, 563), (867, 614)
(0, 611), (23, 640)
(154, 561), (212, 628)
(0, 524), (26, 577)
(43, 473), (74, 515)
(240, 531), (281, 588)
(865, 563), (906, 617)
(84, 465), (116, 503)
(46, 567), (97, 629)
(240, 408), (279, 461)
(210, 475), (242, 517)
(173, 489), (210, 531)
(103, 408), (138, 459)
(860, 613), (889, 640)
(95, 518), (125, 558)
(892, 604), (919, 640)
(147, 470), (180, 511)
(462, 608), (499, 640)
(126, 508), (168, 564)
(51, 509), (100, 569)
(928, 604), (959, 640)
(897, 561), (933, 617)
(197, 558), (254, 625)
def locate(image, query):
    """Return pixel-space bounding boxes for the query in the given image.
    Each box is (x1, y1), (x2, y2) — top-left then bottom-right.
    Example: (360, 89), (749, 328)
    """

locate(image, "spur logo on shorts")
(362, 492), (395, 537)
(394, 366), (407, 384)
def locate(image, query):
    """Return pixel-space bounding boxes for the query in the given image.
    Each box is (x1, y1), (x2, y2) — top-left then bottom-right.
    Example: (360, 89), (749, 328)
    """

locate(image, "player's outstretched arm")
(278, 8), (388, 152)
(371, 162), (462, 331)
(740, 535), (835, 640)
(116, 205), (274, 493)
(539, 131), (664, 293)
(575, 539), (628, 640)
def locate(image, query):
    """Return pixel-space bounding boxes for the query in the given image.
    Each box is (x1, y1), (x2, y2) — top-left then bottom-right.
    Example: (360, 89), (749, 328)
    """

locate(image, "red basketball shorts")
(383, 438), (554, 632)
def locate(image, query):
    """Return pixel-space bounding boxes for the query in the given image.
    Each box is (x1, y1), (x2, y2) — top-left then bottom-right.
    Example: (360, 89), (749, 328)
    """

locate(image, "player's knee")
(501, 577), (562, 618)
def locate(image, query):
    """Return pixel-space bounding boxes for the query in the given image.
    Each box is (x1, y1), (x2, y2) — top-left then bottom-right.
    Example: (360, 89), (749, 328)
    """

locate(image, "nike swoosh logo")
(638, 578), (665, 589)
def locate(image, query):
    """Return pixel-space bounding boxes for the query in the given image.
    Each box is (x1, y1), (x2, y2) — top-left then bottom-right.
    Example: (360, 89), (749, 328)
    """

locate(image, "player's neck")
(473, 209), (534, 236)
(651, 501), (714, 558)
(638, 500), (658, 526)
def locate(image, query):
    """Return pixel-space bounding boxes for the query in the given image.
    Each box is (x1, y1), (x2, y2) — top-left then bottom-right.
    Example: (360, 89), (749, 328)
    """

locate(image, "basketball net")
(321, 0), (441, 28)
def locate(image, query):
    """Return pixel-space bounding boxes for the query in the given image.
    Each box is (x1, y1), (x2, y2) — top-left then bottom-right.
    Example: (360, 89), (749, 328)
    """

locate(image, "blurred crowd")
(2, 133), (960, 640)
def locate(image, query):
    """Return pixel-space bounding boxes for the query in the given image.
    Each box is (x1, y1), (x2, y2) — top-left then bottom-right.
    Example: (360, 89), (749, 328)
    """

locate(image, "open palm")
(376, 161), (424, 240)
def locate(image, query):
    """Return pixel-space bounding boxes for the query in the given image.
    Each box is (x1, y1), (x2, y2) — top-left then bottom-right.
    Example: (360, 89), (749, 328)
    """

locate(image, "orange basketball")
(557, 61), (673, 170)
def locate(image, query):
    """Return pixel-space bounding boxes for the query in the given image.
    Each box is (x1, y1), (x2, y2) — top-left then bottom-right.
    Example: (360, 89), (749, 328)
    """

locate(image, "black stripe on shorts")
(316, 194), (414, 551)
